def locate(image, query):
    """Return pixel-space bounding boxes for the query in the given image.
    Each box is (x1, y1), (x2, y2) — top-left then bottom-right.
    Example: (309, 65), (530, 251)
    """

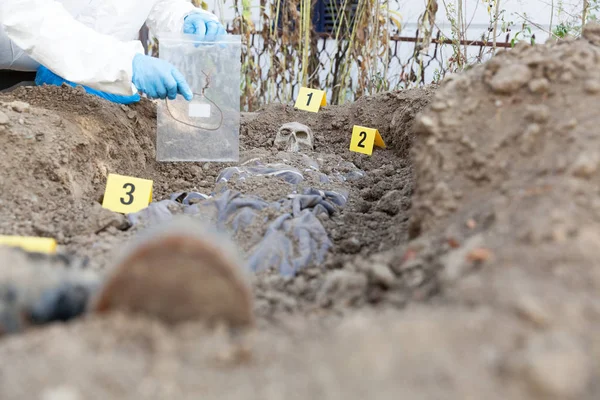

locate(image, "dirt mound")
(0, 85), (211, 240)
(409, 25), (600, 321)
(331, 24), (600, 399)
(8, 26), (600, 397)
(0, 308), (548, 400)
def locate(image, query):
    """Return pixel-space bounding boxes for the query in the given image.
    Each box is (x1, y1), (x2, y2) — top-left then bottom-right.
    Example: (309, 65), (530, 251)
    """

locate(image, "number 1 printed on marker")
(294, 87), (326, 112)
(306, 92), (313, 106)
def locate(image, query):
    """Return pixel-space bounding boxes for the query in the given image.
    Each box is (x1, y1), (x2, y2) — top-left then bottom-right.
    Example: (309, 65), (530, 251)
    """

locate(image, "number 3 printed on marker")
(120, 183), (135, 205)
(102, 173), (152, 214)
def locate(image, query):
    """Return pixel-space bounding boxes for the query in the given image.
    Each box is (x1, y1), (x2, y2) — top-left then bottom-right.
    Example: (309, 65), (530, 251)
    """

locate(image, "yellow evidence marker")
(102, 173), (153, 214)
(294, 87), (327, 113)
(349, 125), (386, 156)
(0, 236), (57, 254)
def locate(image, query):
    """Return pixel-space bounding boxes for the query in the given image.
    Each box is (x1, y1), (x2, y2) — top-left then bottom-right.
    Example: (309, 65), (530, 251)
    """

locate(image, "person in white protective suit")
(0, 0), (226, 103)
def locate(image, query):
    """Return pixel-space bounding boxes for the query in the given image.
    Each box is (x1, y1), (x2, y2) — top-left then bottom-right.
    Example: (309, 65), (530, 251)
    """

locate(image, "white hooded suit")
(0, 0), (218, 95)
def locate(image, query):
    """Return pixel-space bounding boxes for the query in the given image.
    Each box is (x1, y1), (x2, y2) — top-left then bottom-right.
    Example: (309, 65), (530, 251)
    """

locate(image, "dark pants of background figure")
(0, 70), (36, 92)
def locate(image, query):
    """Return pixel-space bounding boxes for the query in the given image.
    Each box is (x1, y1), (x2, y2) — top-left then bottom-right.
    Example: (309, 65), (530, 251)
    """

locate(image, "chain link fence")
(234, 29), (513, 111)
(142, 27), (513, 112)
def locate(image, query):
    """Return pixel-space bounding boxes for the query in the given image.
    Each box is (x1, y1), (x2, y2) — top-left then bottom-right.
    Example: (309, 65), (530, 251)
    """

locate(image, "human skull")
(274, 122), (314, 152)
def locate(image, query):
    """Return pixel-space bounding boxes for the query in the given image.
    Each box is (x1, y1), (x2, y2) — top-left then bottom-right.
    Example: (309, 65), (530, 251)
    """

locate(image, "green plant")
(510, 20), (535, 47)
(553, 22), (570, 38)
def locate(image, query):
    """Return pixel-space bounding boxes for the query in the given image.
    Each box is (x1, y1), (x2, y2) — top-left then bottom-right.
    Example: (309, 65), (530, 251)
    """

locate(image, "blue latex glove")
(183, 13), (226, 41)
(35, 65), (140, 105)
(132, 54), (193, 100)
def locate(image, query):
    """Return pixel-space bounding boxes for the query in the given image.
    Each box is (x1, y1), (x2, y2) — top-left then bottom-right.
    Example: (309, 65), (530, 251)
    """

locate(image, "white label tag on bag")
(188, 103), (211, 118)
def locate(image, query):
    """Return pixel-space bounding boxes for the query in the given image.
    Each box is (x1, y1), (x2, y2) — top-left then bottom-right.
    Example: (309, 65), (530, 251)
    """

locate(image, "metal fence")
(142, 27), (514, 112)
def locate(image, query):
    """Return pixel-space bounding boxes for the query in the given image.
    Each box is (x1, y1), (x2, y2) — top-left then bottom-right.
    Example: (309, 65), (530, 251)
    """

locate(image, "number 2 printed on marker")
(357, 131), (367, 148)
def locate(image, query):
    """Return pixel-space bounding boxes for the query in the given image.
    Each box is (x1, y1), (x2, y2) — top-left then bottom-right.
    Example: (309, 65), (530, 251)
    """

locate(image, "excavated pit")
(0, 83), (434, 319)
(3, 25), (600, 399)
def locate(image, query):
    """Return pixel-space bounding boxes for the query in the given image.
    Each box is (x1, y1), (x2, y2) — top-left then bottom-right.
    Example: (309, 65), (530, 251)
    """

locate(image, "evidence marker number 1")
(295, 87), (327, 113)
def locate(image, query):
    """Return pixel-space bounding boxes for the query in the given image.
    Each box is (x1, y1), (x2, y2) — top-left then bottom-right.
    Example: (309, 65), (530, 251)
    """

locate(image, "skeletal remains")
(275, 122), (314, 152)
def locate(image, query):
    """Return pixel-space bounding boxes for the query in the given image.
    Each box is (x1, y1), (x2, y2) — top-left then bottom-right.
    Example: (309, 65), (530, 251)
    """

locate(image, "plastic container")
(156, 33), (241, 162)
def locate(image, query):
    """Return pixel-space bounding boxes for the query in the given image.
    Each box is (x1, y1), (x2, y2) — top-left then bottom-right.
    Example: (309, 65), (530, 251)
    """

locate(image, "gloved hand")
(132, 54), (193, 100)
(183, 13), (226, 41)
(35, 65), (141, 105)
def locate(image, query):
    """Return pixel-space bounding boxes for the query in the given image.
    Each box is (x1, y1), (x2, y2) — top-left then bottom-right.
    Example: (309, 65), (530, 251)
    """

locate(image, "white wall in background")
(197, 0), (582, 91)
(201, 0), (575, 42)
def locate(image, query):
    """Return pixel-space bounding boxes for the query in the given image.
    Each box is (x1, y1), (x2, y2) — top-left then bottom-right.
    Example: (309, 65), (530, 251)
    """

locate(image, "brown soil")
(2, 24), (600, 399)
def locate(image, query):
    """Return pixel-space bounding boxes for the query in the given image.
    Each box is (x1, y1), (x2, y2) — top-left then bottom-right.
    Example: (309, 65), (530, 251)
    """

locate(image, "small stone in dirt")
(366, 263), (396, 288)
(299, 267), (319, 279)
(430, 101), (448, 111)
(404, 267), (426, 288)
(375, 190), (402, 216)
(528, 78), (550, 94)
(584, 79), (600, 94)
(340, 237), (362, 254)
(94, 206), (129, 233)
(525, 104), (550, 124)
(441, 234), (484, 282)
(558, 118), (578, 133)
(402, 249), (417, 263)
(514, 295), (552, 328)
(288, 276), (308, 296)
(392, 255), (421, 275)
(466, 219), (477, 229)
(466, 248), (493, 263)
(447, 238), (460, 248)
(413, 115), (439, 136)
(488, 63), (532, 94)
(9, 101), (30, 113)
(571, 152), (599, 179)
(518, 333), (591, 398)
(317, 270), (368, 307)
(583, 21), (600, 45)
(560, 71), (574, 83)
(0, 111), (9, 125)
(41, 385), (81, 400)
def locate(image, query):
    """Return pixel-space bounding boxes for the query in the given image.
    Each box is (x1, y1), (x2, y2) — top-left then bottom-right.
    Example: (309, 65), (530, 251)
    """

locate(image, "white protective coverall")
(0, 0), (218, 95)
